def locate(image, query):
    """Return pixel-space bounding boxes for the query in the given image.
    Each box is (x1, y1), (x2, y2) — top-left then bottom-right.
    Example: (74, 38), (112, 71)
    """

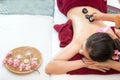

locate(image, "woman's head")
(85, 32), (120, 62)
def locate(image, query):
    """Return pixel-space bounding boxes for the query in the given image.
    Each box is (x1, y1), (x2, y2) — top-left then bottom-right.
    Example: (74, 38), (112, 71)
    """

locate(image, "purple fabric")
(57, 0), (107, 16)
(54, 19), (120, 75)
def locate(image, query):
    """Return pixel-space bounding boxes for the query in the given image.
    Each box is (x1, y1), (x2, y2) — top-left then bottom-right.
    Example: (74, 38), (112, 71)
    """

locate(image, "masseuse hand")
(83, 58), (110, 72)
(91, 12), (105, 21)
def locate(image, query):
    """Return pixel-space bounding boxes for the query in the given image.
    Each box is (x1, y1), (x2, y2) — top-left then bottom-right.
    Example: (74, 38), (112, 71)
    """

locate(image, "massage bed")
(51, 0), (120, 80)
(0, 0), (120, 80)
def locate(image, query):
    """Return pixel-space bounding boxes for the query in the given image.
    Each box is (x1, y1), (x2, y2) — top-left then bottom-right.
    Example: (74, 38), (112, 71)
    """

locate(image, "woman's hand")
(83, 58), (110, 72)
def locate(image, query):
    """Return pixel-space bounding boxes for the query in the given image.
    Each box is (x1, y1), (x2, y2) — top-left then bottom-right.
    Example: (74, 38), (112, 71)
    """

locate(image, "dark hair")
(86, 32), (120, 62)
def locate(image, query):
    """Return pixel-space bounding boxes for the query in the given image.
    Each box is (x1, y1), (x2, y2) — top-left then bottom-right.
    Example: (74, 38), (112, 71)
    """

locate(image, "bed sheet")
(0, 15), (53, 80)
(51, 0), (120, 80)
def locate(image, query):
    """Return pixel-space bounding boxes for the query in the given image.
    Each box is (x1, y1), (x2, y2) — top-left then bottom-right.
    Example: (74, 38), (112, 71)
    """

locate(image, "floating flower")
(8, 58), (13, 66)
(19, 63), (25, 71)
(6, 52), (12, 57)
(2, 58), (7, 64)
(25, 64), (31, 71)
(31, 61), (38, 67)
(13, 59), (20, 67)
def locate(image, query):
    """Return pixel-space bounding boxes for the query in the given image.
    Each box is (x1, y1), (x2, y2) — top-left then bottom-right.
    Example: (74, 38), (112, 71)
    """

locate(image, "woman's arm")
(45, 14), (87, 74)
(45, 38), (84, 74)
(53, 39), (81, 61)
(106, 60), (120, 72)
(45, 60), (85, 74)
(84, 59), (120, 72)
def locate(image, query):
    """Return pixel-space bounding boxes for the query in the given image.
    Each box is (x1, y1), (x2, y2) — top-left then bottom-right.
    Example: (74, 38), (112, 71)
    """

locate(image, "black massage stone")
(82, 8), (88, 14)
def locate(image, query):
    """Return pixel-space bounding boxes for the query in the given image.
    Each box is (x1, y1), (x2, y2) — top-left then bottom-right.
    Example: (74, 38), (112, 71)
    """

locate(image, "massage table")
(51, 0), (120, 80)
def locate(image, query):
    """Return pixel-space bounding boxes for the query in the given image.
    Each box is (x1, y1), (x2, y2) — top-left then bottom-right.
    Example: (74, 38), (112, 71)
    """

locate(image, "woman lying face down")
(45, 0), (120, 74)
(80, 32), (120, 62)
(45, 13), (120, 74)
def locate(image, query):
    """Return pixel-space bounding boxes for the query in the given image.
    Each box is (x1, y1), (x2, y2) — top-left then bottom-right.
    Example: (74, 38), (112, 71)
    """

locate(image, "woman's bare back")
(67, 6), (116, 44)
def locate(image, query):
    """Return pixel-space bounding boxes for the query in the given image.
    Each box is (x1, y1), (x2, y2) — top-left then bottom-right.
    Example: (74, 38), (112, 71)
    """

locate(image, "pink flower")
(8, 58), (13, 66)
(13, 59), (20, 67)
(112, 56), (119, 60)
(2, 58), (7, 64)
(31, 61), (38, 67)
(6, 52), (12, 57)
(118, 52), (120, 55)
(25, 64), (31, 71)
(19, 63), (25, 71)
(114, 50), (119, 55)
